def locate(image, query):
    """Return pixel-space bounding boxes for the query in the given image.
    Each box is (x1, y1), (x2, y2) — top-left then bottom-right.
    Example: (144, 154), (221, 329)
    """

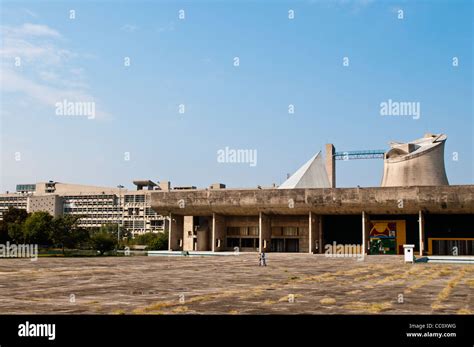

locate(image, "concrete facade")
(27, 195), (63, 217)
(212, 214), (226, 252)
(325, 144), (336, 188)
(0, 181), (167, 235)
(381, 134), (449, 187)
(1, 133), (470, 254)
(260, 213), (271, 252)
(151, 185), (473, 255)
(151, 186), (472, 216)
(168, 214), (184, 250)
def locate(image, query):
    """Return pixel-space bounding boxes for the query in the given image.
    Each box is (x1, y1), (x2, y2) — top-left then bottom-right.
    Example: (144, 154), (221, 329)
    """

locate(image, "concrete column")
(325, 144), (336, 188)
(365, 214), (370, 254)
(361, 211), (365, 255)
(212, 214), (216, 252)
(259, 212), (271, 252)
(362, 211), (369, 255)
(168, 213), (184, 251)
(314, 214), (320, 253)
(418, 210), (424, 256)
(183, 216), (194, 251)
(318, 216), (323, 254)
(212, 213), (226, 252)
(168, 214), (172, 251)
(309, 212), (319, 254)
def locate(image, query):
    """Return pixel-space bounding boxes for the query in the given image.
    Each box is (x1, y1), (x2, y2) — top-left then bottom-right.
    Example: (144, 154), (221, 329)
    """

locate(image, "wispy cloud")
(0, 23), (110, 119)
(157, 22), (175, 33)
(23, 8), (39, 18)
(2, 23), (60, 38)
(2, 68), (96, 107)
(121, 24), (138, 33)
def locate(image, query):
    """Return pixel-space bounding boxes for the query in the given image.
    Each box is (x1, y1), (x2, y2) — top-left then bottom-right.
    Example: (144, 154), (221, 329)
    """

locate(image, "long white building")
(0, 180), (170, 235)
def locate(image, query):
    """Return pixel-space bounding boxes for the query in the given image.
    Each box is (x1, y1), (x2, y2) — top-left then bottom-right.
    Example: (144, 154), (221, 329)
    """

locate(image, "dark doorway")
(323, 215), (362, 246)
(425, 214), (474, 255)
(271, 238), (299, 252)
(271, 239), (284, 252)
(286, 239), (299, 252)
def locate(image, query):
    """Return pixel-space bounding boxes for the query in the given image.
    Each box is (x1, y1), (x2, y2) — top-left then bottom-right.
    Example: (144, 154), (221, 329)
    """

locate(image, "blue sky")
(0, 0), (472, 191)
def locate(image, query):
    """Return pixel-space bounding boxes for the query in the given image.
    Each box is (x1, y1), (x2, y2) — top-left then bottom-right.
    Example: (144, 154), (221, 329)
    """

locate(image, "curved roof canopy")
(385, 133), (447, 161)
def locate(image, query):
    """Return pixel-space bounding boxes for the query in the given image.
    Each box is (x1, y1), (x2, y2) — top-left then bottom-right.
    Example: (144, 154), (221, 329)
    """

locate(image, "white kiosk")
(403, 244), (415, 263)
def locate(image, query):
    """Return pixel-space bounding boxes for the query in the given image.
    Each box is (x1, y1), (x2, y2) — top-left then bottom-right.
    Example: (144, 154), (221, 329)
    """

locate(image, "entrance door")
(271, 238), (300, 252)
(271, 239), (284, 252)
(285, 239), (299, 252)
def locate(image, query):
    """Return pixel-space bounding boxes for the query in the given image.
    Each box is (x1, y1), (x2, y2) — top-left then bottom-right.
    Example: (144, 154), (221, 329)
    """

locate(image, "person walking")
(258, 252), (267, 266)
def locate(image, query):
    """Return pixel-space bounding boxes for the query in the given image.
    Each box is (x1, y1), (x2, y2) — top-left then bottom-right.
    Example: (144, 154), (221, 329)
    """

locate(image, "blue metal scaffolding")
(334, 150), (385, 160)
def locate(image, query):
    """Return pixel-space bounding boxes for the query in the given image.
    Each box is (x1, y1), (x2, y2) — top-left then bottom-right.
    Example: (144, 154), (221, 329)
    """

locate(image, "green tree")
(149, 232), (168, 250)
(99, 223), (119, 234)
(0, 207), (28, 242)
(8, 223), (25, 243)
(22, 211), (53, 245)
(119, 228), (132, 241)
(98, 223), (133, 248)
(90, 231), (116, 255)
(131, 232), (168, 250)
(51, 215), (89, 252)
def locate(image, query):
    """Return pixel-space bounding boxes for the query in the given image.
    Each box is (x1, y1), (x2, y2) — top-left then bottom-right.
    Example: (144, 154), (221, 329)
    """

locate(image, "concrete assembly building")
(149, 134), (473, 256)
(1, 133), (472, 255)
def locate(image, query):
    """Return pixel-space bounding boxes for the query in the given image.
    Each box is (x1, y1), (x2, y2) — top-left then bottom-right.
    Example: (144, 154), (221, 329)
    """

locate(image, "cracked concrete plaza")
(0, 254), (472, 315)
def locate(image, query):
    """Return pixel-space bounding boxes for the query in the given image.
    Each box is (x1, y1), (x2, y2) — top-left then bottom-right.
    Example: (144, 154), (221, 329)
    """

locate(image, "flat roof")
(150, 185), (474, 216)
(133, 180), (157, 186)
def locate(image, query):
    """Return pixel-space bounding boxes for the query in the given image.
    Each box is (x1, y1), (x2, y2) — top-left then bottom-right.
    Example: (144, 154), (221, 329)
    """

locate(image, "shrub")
(90, 231), (116, 255)
(130, 232), (168, 250)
